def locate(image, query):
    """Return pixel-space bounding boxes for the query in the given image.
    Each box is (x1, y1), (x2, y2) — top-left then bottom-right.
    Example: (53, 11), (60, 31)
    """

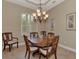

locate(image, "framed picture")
(66, 12), (76, 31)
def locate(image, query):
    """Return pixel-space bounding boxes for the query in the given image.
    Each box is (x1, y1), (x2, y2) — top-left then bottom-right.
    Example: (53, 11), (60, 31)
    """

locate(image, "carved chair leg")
(9, 45), (11, 52)
(17, 42), (18, 48)
(39, 53), (41, 59)
(54, 52), (57, 59)
(28, 51), (30, 59)
(46, 55), (48, 59)
(3, 45), (6, 51)
(25, 50), (27, 57)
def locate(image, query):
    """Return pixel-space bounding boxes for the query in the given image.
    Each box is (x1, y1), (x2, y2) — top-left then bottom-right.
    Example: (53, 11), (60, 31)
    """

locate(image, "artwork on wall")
(66, 12), (76, 31)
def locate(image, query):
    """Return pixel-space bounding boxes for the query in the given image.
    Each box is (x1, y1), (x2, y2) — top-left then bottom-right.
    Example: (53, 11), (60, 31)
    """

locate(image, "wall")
(2, 0), (76, 51)
(2, 0), (34, 43)
(2, 0), (46, 43)
(48, 0), (76, 51)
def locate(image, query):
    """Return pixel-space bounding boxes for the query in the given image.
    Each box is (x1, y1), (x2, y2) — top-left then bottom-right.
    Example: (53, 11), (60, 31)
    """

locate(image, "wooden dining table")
(28, 36), (53, 48)
(28, 36), (54, 56)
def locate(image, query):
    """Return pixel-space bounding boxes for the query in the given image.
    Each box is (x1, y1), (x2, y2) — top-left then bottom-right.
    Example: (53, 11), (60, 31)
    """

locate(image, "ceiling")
(6, 0), (64, 11)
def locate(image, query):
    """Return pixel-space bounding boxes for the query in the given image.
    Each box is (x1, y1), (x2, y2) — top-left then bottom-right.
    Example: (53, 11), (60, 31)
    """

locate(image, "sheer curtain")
(21, 13), (38, 36)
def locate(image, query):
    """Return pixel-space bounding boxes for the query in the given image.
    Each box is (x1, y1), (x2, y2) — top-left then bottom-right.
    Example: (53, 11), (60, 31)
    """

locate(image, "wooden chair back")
(2, 32), (13, 44)
(23, 35), (30, 51)
(48, 32), (54, 37)
(30, 32), (38, 38)
(49, 36), (59, 56)
(40, 31), (46, 38)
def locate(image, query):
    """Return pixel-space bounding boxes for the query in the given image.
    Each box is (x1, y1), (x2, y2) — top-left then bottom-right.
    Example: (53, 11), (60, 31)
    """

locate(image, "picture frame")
(66, 12), (76, 31)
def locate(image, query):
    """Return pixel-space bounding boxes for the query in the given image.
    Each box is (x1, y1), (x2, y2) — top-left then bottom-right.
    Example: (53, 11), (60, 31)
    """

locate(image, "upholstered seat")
(8, 39), (18, 44)
(29, 47), (38, 51)
(39, 47), (52, 55)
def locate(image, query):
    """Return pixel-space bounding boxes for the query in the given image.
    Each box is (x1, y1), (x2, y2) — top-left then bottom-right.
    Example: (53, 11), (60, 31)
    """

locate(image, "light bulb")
(38, 13), (41, 16)
(37, 9), (40, 13)
(43, 11), (46, 15)
(32, 13), (36, 17)
(45, 14), (48, 18)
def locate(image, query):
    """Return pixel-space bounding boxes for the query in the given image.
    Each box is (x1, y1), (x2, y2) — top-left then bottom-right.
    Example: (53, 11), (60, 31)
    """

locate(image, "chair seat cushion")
(30, 47), (38, 51)
(40, 47), (52, 55)
(8, 39), (18, 44)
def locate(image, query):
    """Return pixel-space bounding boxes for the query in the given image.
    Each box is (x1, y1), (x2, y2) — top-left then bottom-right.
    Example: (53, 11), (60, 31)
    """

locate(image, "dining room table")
(27, 36), (54, 56)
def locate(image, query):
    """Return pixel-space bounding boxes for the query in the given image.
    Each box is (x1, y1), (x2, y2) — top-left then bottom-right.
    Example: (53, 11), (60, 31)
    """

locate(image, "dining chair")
(39, 36), (59, 59)
(23, 35), (38, 59)
(2, 32), (18, 52)
(47, 32), (54, 38)
(40, 31), (46, 37)
(48, 32), (54, 36)
(30, 32), (38, 38)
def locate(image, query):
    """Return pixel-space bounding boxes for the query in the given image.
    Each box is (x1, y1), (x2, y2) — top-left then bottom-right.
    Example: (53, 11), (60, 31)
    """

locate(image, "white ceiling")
(6, 0), (64, 11)
(28, 0), (49, 5)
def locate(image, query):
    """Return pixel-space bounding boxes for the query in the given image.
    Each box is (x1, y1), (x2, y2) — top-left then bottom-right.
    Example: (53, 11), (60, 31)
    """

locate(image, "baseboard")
(58, 44), (76, 53)
(4, 42), (76, 53)
(18, 42), (25, 46)
(18, 43), (76, 53)
(13, 42), (25, 47)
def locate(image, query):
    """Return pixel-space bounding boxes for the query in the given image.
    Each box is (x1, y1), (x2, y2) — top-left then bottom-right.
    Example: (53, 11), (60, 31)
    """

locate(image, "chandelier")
(32, 0), (49, 23)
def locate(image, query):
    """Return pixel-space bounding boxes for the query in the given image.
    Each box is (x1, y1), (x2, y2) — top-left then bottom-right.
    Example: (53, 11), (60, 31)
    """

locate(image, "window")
(21, 14), (38, 35)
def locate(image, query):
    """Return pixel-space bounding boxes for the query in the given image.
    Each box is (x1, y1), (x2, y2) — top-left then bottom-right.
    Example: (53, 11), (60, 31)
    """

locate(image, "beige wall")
(2, 0), (34, 43)
(2, 0), (47, 43)
(48, 0), (76, 50)
(3, 0), (76, 50)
